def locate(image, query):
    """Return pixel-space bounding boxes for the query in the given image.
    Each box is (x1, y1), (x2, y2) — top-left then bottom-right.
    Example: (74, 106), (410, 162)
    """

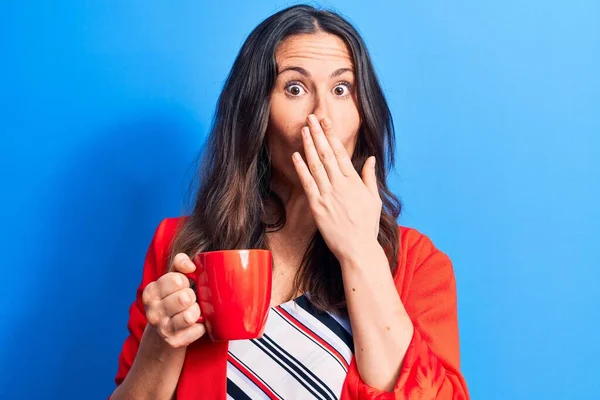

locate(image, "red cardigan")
(113, 217), (470, 399)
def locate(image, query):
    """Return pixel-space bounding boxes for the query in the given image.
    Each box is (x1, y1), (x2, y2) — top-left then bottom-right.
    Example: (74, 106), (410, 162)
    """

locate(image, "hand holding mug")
(185, 249), (273, 341)
(141, 253), (206, 348)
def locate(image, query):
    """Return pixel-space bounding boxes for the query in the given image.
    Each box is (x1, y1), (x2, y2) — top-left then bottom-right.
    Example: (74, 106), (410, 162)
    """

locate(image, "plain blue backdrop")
(1, 1), (598, 399)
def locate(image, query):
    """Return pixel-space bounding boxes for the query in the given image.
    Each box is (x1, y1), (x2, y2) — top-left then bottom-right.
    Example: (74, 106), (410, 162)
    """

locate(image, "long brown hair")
(169, 4), (402, 312)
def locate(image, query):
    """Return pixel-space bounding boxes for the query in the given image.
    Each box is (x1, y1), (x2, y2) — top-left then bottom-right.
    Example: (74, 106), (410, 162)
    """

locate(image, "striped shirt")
(226, 294), (354, 399)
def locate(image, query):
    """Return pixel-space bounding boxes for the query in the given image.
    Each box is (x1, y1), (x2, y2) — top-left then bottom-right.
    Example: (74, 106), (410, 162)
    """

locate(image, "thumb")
(361, 156), (378, 196)
(170, 253), (197, 274)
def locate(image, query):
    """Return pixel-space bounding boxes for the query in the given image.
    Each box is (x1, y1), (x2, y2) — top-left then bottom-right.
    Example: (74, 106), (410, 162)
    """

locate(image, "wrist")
(338, 240), (386, 269)
(143, 325), (187, 362)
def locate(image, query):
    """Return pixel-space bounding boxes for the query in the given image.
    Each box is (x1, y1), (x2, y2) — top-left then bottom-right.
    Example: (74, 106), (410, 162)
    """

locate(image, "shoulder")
(394, 225), (455, 293)
(142, 216), (189, 277)
(151, 216), (189, 248)
(398, 225), (447, 263)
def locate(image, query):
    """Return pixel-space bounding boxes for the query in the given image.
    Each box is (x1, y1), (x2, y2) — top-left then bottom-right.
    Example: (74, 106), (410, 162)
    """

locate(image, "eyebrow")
(277, 66), (354, 78)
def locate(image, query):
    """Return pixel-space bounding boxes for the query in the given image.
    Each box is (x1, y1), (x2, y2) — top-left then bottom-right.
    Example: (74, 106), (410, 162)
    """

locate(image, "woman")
(110, 4), (469, 400)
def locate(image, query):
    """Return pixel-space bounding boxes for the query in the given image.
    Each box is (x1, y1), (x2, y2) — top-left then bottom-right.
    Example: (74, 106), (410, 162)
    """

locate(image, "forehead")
(275, 33), (354, 70)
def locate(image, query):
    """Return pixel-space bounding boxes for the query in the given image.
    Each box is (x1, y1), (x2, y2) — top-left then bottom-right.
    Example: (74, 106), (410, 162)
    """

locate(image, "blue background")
(2, 1), (598, 399)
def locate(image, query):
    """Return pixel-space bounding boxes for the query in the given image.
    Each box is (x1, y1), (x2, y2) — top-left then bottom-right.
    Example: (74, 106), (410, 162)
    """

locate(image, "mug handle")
(183, 272), (205, 324)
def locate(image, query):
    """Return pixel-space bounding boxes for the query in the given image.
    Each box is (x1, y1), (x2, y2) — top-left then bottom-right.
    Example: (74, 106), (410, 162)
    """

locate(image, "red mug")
(185, 249), (272, 341)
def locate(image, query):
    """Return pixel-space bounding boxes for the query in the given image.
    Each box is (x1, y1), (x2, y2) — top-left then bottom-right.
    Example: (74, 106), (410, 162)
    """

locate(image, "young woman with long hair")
(110, 4), (469, 399)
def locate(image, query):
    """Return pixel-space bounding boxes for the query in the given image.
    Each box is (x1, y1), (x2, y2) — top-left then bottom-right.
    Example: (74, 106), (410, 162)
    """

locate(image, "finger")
(160, 287), (196, 317)
(361, 156), (379, 196)
(166, 321), (206, 348)
(320, 117), (356, 177)
(168, 302), (202, 332)
(307, 114), (343, 180)
(156, 272), (190, 299)
(142, 281), (159, 306)
(170, 253), (196, 274)
(301, 125), (332, 194)
(292, 152), (320, 202)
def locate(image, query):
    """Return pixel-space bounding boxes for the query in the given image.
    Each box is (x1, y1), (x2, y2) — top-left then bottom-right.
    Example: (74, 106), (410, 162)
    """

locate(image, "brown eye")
(333, 82), (352, 97)
(285, 82), (305, 97)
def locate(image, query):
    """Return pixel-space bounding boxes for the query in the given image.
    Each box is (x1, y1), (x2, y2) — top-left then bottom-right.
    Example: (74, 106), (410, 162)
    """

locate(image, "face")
(266, 32), (361, 189)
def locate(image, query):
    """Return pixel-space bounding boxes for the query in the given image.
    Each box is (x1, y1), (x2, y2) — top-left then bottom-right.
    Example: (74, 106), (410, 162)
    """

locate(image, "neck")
(267, 169), (316, 242)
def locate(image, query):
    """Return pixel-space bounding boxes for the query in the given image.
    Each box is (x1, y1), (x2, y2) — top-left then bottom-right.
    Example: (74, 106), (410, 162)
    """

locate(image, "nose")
(309, 91), (330, 122)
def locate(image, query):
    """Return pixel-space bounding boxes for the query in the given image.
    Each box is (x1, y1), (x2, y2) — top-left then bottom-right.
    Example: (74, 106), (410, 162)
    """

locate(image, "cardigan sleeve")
(345, 232), (470, 399)
(112, 218), (178, 386)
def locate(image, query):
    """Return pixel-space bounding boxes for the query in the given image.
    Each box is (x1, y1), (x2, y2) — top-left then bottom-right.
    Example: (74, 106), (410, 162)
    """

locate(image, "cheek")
(270, 94), (308, 131)
(266, 96), (307, 176)
(268, 96), (308, 149)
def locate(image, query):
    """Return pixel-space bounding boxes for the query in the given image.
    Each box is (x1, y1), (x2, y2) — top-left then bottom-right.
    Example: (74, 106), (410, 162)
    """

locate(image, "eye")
(333, 81), (352, 97)
(284, 81), (306, 97)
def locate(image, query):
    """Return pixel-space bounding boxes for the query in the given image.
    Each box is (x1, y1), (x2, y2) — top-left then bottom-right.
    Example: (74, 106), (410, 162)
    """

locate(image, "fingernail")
(308, 114), (319, 125)
(293, 152), (301, 161)
(322, 117), (331, 128)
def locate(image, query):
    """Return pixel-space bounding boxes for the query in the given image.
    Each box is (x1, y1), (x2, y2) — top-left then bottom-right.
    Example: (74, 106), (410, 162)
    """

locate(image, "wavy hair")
(169, 4), (402, 312)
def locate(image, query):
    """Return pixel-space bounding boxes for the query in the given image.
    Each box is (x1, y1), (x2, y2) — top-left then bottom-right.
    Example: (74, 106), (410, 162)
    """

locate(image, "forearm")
(340, 242), (414, 392)
(110, 325), (186, 400)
